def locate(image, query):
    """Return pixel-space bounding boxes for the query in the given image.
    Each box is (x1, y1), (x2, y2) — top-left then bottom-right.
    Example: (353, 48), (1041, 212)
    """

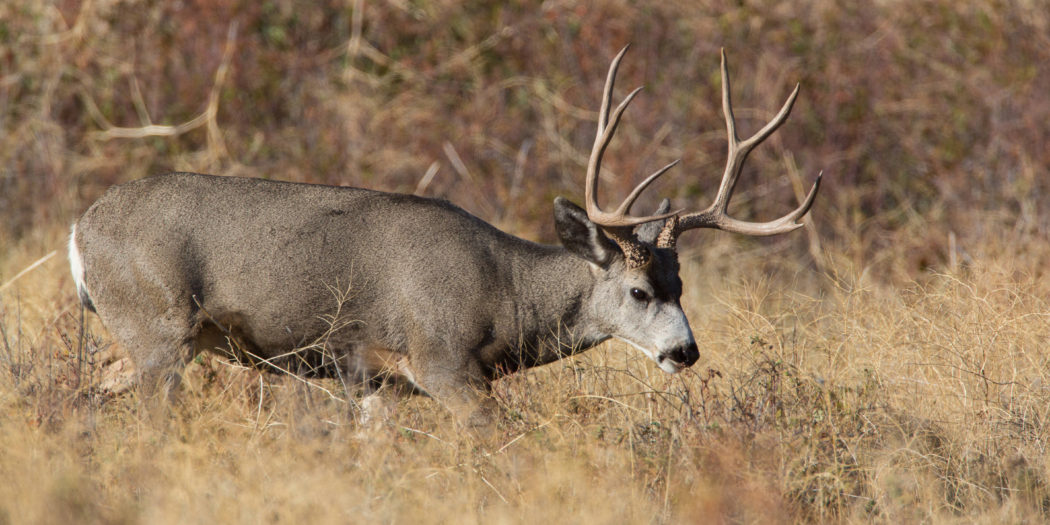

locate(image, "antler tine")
(585, 46), (681, 229)
(679, 172), (821, 236)
(657, 49), (820, 245)
(616, 159), (681, 217)
(710, 48), (801, 215)
(597, 45), (629, 136)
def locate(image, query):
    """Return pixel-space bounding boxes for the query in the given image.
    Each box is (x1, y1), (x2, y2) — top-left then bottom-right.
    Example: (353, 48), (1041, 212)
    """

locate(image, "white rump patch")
(68, 223), (89, 298)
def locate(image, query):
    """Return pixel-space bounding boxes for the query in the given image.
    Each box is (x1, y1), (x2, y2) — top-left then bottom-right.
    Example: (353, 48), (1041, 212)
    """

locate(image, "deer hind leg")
(134, 336), (195, 405)
(101, 303), (199, 412)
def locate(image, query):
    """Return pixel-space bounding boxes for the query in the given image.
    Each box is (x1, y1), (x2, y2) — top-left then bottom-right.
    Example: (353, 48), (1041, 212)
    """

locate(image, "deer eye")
(630, 288), (650, 302)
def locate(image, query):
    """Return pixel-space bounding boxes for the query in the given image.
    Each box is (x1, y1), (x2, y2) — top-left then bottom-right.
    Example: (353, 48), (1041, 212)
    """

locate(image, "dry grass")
(3, 0), (1050, 522)
(4, 238), (1050, 523)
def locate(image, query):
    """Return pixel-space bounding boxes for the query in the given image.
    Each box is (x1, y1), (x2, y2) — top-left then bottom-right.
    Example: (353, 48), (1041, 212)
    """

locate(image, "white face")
(616, 306), (695, 374)
(551, 198), (698, 371)
(591, 257), (699, 373)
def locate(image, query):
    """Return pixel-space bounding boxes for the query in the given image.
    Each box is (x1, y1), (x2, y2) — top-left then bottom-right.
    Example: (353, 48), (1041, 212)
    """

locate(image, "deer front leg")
(357, 393), (397, 428)
(409, 353), (498, 429)
(348, 345), (427, 428)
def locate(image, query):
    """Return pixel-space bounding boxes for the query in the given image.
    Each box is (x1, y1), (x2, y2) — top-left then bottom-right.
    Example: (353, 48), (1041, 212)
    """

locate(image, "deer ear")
(634, 198), (671, 245)
(553, 197), (618, 266)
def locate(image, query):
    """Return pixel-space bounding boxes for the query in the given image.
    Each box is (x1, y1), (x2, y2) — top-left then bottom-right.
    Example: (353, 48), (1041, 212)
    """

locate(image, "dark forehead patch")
(642, 247), (683, 300)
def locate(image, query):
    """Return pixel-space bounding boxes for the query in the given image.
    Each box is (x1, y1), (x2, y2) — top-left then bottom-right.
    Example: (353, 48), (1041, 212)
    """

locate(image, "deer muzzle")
(659, 341), (699, 373)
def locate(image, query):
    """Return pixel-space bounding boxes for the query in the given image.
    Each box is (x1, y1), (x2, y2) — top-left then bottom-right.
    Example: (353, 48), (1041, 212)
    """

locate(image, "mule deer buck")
(68, 47), (819, 426)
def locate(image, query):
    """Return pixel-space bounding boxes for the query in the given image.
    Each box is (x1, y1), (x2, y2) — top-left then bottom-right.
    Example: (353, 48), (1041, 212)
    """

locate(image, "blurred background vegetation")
(2, 1), (1050, 522)
(3, 0), (1047, 282)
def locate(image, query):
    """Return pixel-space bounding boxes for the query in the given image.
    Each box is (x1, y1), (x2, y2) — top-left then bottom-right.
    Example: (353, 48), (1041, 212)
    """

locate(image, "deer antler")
(584, 45), (681, 267)
(656, 49), (821, 249)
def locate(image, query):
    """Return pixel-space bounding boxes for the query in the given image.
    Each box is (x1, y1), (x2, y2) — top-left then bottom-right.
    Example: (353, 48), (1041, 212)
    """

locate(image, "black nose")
(668, 342), (699, 367)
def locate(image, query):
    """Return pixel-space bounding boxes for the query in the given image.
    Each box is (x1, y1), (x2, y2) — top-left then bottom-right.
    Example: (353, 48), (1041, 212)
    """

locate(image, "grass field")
(3, 1), (1050, 522)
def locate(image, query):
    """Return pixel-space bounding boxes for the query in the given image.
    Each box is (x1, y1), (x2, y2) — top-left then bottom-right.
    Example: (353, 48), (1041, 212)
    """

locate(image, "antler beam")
(657, 49), (821, 247)
(584, 45), (681, 229)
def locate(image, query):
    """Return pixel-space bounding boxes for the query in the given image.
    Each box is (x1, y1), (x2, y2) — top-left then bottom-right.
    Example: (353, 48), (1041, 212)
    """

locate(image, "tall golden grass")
(4, 236), (1050, 522)
(3, 0), (1050, 522)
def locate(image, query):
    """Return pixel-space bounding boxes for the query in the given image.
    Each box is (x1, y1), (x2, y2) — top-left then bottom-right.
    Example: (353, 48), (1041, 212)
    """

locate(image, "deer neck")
(503, 246), (610, 366)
